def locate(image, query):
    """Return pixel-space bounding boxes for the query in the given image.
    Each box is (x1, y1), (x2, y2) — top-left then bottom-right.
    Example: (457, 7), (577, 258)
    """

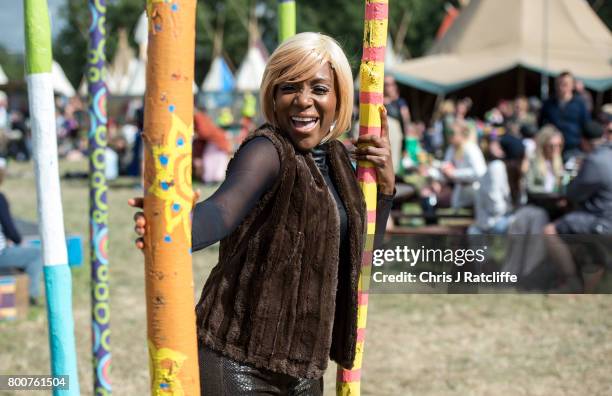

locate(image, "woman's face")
(450, 123), (466, 147)
(543, 135), (563, 160)
(273, 63), (337, 151)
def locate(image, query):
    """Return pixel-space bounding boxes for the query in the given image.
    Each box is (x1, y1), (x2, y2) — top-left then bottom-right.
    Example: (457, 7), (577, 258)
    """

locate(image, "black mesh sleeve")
(191, 136), (280, 251)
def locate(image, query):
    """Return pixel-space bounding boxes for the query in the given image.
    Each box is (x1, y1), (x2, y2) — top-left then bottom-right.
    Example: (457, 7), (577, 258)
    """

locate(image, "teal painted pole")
(24, 1), (81, 395)
(278, 0), (296, 43)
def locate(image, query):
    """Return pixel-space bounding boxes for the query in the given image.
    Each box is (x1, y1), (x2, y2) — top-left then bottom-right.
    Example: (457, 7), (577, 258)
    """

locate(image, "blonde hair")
(448, 119), (477, 161)
(534, 124), (564, 178)
(260, 32), (354, 141)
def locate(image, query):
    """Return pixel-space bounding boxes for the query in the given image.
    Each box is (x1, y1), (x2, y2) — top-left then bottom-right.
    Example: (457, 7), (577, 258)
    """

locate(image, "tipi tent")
(390, 0), (612, 119)
(134, 11), (148, 60)
(202, 56), (235, 93)
(0, 65), (8, 85)
(108, 24), (197, 96)
(235, 45), (267, 92)
(124, 59), (147, 97)
(201, 56), (235, 109)
(385, 35), (402, 71)
(52, 61), (76, 97)
(107, 29), (137, 95)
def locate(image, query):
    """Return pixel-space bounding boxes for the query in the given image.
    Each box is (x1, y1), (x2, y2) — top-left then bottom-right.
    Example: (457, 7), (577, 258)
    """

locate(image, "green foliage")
(54, 0), (89, 87)
(588, 0), (612, 29)
(54, 0), (143, 87)
(0, 45), (24, 81)
(106, 0), (145, 68)
(53, 0), (612, 88)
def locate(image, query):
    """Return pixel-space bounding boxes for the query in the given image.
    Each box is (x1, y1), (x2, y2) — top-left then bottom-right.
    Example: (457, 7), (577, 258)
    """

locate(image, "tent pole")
(518, 67), (525, 97)
(540, 0), (549, 100)
(595, 90), (603, 111)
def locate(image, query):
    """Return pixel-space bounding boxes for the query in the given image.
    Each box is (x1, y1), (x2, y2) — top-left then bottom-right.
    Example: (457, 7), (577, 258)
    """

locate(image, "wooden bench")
(387, 223), (470, 236)
(0, 270), (29, 320)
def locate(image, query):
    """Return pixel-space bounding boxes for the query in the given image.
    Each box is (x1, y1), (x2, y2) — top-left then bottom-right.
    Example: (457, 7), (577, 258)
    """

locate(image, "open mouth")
(290, 116), (319, 133)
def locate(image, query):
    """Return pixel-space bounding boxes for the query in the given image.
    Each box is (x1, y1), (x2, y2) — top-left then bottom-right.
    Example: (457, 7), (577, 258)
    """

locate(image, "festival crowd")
(0, 69), (610, 297)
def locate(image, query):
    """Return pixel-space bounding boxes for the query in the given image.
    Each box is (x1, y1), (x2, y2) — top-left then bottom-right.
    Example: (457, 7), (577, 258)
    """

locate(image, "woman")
(0, 158), (43, 305)
(130, 33), (395, 395)
(469, 134), (526, 235)
(526, 125), (564, 193)
(420, 120), (486, 224)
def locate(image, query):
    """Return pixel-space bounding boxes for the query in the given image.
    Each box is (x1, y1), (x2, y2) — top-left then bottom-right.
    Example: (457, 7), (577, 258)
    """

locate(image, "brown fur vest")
(195, 124), (366, 379)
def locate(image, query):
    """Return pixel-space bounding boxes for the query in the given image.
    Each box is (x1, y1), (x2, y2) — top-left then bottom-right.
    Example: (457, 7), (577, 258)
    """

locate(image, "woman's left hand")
(351, 106), (395, 195)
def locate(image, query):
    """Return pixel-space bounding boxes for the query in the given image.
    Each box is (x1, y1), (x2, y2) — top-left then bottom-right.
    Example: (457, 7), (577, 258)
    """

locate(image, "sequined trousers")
(199, 345), (324, 395)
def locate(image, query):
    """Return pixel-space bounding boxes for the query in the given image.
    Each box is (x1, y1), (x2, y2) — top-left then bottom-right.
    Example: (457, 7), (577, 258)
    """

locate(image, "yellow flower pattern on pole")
(148, 113), (194, 247)
(148, 340), (187, 396)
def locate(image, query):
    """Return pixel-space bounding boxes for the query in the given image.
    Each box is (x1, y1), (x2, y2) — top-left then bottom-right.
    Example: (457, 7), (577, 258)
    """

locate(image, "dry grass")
(0, 159), (611, 396)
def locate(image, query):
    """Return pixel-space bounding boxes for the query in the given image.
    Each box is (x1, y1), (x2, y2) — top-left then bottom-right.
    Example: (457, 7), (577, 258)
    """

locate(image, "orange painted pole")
(336, 0), (388, 395)
(142, 1), (200, 395)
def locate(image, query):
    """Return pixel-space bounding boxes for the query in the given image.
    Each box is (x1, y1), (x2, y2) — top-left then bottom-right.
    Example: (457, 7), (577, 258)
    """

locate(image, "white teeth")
(291, 116), (317, 122)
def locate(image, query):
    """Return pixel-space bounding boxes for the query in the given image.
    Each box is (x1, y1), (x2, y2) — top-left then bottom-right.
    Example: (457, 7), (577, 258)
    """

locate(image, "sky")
(0, 0), (65, 54)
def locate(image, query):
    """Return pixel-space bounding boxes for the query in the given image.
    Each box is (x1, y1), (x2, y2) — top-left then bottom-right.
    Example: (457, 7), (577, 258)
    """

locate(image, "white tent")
(0, 65), (8, 85)
(107, 29), (136, 95)
(202, 56), (235, 92)
(52, 61), (76, 97)
(78, 76), (87, 97)
(134, 11), (148, 60)
(385, 35), (402, 71)
(104, 13), (196, 96)
(235, 45), (267, 92)
(391, 0), (612, 93)
(124, 58), (147, 96)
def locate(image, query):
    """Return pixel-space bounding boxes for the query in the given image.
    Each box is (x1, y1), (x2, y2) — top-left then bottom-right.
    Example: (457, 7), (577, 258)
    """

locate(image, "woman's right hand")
(128, 190), (201, 252)
(128, 197), (146, 251)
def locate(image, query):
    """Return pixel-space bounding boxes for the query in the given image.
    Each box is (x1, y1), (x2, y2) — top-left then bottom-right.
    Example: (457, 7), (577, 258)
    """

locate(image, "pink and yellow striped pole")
(336, 0), (388, 395)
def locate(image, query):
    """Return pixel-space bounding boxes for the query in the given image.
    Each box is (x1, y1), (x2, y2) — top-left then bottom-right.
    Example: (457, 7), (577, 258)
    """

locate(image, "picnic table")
(527, 192), (570, 220)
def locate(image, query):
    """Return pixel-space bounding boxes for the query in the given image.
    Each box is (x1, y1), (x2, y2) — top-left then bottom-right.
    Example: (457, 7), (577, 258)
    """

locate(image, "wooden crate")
(0, 272), (29, 320)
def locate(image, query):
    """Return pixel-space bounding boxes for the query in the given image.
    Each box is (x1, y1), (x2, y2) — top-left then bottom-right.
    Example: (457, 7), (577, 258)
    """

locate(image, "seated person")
(193, 109), (231, 184)
(543, 121), (612, 292)
(0, 159), (43, 305)
(469, 134), (526, 235)
(420, 120), (486, 224)
(526, 125), (564, 194)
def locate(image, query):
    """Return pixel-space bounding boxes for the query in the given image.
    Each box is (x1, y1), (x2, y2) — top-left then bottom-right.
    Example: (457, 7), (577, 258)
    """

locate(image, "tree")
(54, 0), (143, 87)
(0, 45), (24, 82)
(589, 0), (612, 30)
(54, 0), (612, 91)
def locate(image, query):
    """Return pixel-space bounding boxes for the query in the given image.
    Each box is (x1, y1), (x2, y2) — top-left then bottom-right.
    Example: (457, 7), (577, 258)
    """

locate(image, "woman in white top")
(420, 120), (486, 224)
(441, 120), (487, 209)
(470, 134), (527, 234)
(527, 125), (564, 193)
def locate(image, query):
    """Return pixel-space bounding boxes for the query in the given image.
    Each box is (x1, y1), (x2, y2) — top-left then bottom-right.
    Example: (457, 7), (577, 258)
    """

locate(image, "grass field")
(0, 158), (611, 396)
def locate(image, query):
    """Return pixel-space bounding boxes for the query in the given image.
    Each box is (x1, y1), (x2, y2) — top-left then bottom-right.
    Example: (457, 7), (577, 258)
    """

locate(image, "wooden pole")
(336, 1), (388, 395)
(87, 0), (112, 394)
(24, 0), (80, 394)
(143, 1), (200, 394)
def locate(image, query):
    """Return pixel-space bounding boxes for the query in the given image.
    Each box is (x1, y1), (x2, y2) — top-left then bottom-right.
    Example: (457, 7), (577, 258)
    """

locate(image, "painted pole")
(143, 1), (200, 395)
(23, 1), (81, 395)
(336, 0), (388, 395)
(278, 0), (296, 43)
(87, 0), (111, 395)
